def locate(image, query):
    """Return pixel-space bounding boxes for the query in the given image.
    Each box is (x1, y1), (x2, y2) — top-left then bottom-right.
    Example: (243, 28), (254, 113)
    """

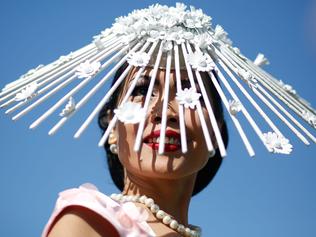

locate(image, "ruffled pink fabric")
(42, 183), (156, 237)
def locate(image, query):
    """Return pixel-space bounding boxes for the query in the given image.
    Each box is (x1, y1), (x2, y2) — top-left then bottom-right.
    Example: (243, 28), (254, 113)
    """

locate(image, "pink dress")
(42, 183), (156, 237)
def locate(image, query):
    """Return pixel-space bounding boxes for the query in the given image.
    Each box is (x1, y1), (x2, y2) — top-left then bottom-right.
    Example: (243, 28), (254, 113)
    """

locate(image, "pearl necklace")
(110, 193), (201, 237)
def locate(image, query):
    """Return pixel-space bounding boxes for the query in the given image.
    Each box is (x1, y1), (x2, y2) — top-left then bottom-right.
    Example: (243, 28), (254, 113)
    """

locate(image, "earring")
(110, 144), (118, 154)
(209, 149), (216, 158)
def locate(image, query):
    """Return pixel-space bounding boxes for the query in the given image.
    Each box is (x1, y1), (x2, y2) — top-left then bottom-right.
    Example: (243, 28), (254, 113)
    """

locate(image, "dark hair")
(98, 63), (229, 196)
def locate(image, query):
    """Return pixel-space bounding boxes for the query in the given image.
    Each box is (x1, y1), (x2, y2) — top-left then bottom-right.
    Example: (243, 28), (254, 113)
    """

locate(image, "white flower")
(263, 132), (293, 155)
(93, 36), (105, 50)
(54, 52), (74, 66)
(127, 51), (150, 67)
(254, 53), (270, 67)
(14, 82), (38, 102)
(188, 51), (215, 72)
(192, 33), (213, 50)
(302, 110), (316, 128)
(213, 25), (232, 45)
(228, 100), (242, 115)
(75, 60), (101, 79)
(237, 68), (257, 88)
(278, 80), (297, 96)
(60, 97), (76, 117)
(166, 27), (185, 44)
(176, 87), (201, 109)
(114, 102), (146, 124)
(20, 64), (44, 78)
(161, 40), (173, 52)
(183, 6), (211, 29)
(231, 47), (247, 60)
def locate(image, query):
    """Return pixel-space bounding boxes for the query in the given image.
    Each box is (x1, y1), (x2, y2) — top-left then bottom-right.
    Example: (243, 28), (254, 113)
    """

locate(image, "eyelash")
(132, 84), (156, 97)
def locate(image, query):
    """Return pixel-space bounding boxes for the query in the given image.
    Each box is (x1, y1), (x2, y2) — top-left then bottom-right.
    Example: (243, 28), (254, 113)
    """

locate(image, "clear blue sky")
(1, 0), (316, 236)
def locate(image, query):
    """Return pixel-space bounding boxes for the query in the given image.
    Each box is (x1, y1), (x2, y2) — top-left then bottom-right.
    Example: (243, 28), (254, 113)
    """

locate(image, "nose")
(151, 102), (178, 124)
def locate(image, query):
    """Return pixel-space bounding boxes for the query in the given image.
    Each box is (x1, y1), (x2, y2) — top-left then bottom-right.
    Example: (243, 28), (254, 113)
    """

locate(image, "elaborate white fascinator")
(1, 3), (315, 158)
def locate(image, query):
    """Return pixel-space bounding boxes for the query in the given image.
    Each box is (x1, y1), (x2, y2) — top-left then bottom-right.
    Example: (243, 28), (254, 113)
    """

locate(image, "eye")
(131, 84), (158, 98)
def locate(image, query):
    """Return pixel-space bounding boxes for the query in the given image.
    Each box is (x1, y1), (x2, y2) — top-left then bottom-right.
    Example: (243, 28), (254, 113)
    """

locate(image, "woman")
(42, 61), (228, 236)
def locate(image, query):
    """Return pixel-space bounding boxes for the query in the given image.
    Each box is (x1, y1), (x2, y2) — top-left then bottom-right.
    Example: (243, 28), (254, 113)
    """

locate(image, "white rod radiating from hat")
(213, 62), (272, 152)
(133, 42), (164, 152)
(181, 42), (215, 154)
(0, 34), (117, 102)
(49, 42), (144, 135)
(158, 46), (173, 155)
(174, 44), (188, 154)
(4, 39), (122, 114)
(12, 41), (125, 122)
(98, 41), (157, 147)
(188, 43), (227, 157)
(29, 43), (131, 130)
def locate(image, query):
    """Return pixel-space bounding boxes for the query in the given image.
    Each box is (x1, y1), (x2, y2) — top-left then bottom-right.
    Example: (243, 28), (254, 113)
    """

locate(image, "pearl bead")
(110, 193), (201, 237)
(145, 198), (154, 207)
(185, 227), (191, 236)
(177, 224), (185, 233)
(150, 204), (159, 213)
(131, 196), (139, 202)
(126, 196), (133, 202)
(139, 195), (147, 204)
(162, 215), (172, 225)
(170, 220), (179, 229)
(156, 210), (165, 219)
(116, 194), (123, 201)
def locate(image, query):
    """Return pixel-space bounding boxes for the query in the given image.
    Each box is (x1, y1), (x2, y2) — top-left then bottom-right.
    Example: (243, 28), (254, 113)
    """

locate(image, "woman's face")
(111, 67), (218, 179)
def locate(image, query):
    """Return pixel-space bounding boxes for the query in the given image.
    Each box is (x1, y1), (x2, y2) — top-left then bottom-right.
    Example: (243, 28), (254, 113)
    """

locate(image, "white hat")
(1, 3), (315, 157)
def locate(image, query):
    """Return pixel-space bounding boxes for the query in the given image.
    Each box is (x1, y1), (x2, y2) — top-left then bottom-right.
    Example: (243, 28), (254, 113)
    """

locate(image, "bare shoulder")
(47, 205), (120, 237)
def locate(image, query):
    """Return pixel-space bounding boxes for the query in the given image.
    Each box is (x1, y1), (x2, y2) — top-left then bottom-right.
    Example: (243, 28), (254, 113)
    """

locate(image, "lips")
(143, 130), (181, 152)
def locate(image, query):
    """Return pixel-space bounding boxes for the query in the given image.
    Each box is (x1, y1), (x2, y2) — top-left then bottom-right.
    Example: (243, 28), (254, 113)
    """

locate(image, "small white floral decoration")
(213, 25), (232, 46)
(230, 46), (247, 60)
(14, 82), (38, 102)
(127, 51), (150, 67)
(188, 51), (215, 72)
(161, 40), (173, 52)
(53, 52), (74, 66)
(278, 80), (297, 96)
(263, 132), (293, 155)
(59, 97), (76, 117)
(20, 64), (44, 79)
(302, 110), (316, 128)
(254, 53), (269, 67)
(228, 99), (242, 115)
(192, 33), (213, 50)
(237, 68), (258, 88)
(93, 36), (105, 50)
(114, 102), (146, 124)
(176, 87), (201, 109)
(75, 60), (101, 79)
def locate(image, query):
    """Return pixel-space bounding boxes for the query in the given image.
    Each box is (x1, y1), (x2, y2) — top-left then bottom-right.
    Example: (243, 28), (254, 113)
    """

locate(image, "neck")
(122, 171), (197, 225)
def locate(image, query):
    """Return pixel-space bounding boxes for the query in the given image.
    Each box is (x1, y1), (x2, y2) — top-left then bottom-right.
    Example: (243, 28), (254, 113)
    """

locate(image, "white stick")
(49, 42), (143, 136)
(158, 48), (172, 155)
(4, 40), (122, 113)
(174, 44), (188, 154)
(186, 46), (227, 157)
(133, 42), (163, 152)
(12, 42), (125, 121)
(0, 37), (121, 106)
(29, 44), (131, 129)
(208, 71), (255, 157)
(98, 41), (156, 146)
(181, 42), (215, 153)
(0, 33), (117, 98)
